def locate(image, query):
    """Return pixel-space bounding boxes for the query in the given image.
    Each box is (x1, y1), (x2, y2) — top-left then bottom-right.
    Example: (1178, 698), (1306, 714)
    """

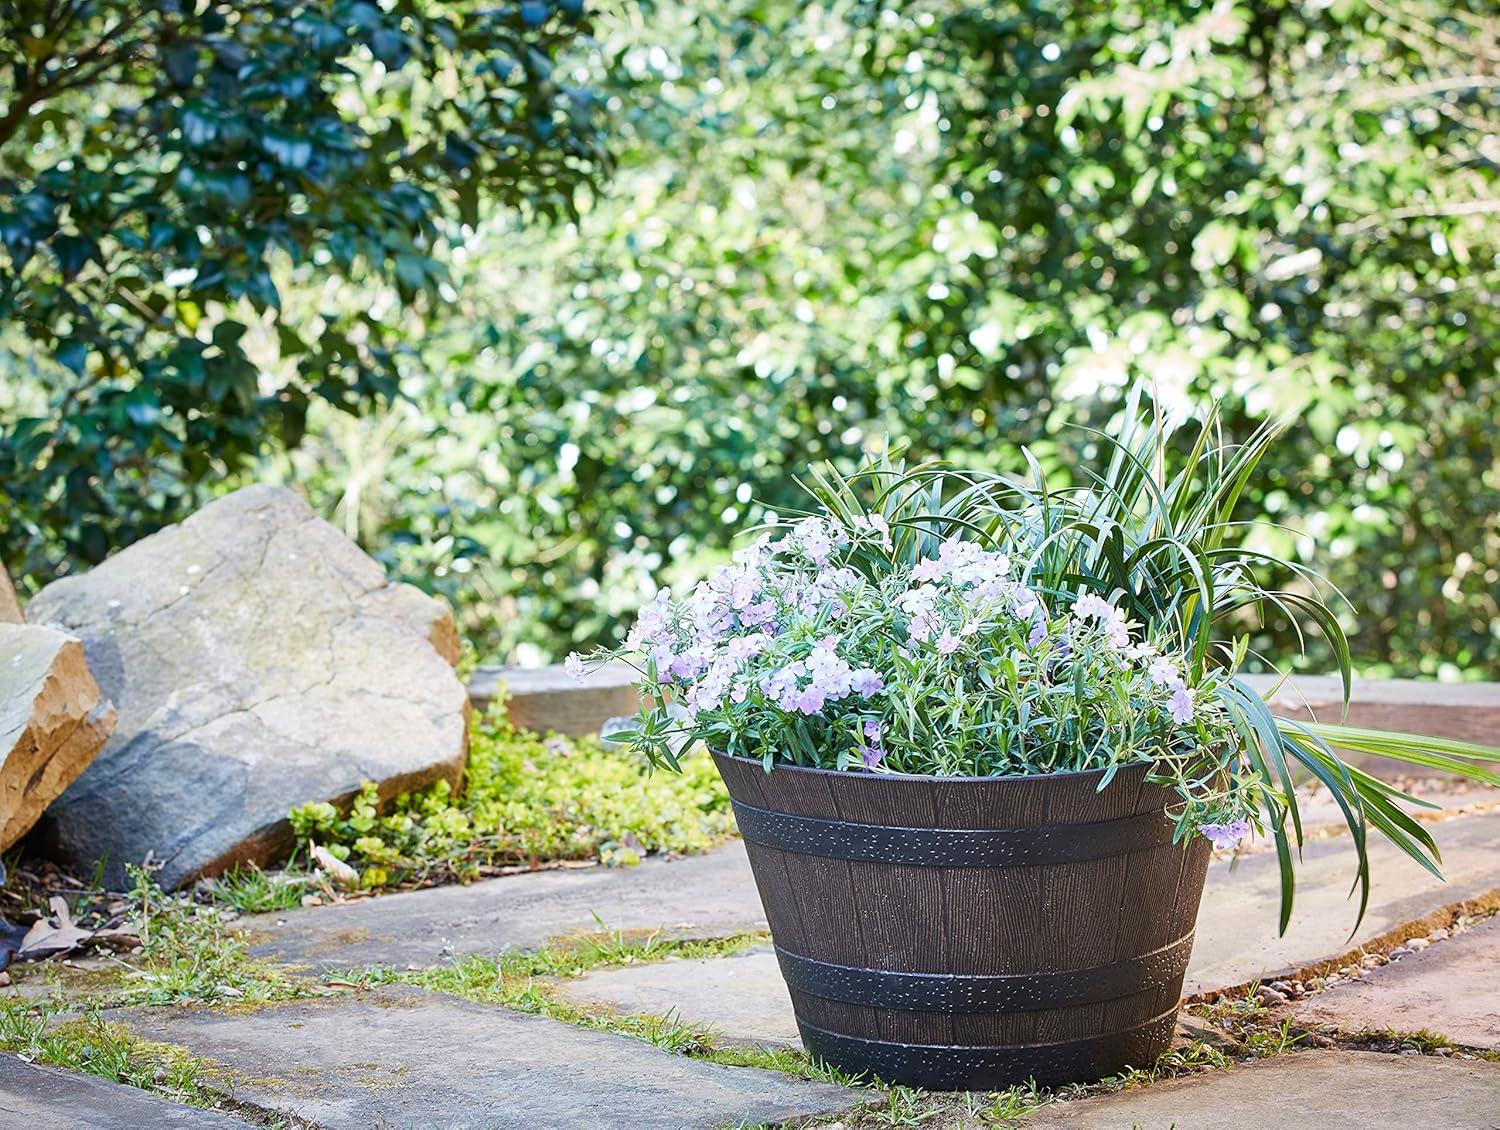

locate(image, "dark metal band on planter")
(796, 1009), (1181, 1091)
(730, 799), (1173, 867)
(774, 933), (1195, 1013)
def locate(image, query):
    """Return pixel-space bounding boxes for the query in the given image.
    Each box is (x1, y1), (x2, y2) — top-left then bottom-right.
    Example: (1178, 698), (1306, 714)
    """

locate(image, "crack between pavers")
(181, 1073), (330, 1130)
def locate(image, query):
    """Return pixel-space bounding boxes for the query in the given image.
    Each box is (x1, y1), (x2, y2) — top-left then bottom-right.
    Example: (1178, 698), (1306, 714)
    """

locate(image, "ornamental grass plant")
(579, 400), (1500, 930)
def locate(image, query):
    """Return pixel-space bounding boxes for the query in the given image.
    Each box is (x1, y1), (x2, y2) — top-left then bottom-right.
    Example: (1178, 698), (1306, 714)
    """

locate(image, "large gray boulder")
(28, 485), (469, 887)
(1, 624), (117, 851)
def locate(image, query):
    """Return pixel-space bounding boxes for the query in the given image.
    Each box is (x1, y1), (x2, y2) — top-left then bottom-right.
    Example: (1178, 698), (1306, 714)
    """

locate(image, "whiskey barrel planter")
(712, 750), (1212, 1090)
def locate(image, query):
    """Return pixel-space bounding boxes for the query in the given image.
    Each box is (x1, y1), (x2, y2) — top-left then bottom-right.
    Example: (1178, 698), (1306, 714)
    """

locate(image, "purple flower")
(564, 652), (586, 681)
(1199, 819), (1251, 851)
(851, 513), (892, 549)
(858, 720), (885, 770)
(728, 570), (761, 610)
(624, 590), (674, 653)
(1027, 614), (1048, 650)
(850, 668), (884, 696)
(740, 600), (778, 629)
(1073, 593), (1115, 620)
(936, 630), (961, 655)
(911, 557), (946, 583)
(1148, 656), (1180, 688)
(1169, 684), (1195, 724)
(794, 686), (828, 714)
(724, 633), (770, 660)
(792, 518), (838, 565)
(1073, 592), (1133, 648)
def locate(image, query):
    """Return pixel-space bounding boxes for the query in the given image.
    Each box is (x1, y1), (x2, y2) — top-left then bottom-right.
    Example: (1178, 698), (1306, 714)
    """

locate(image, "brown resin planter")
(712, 750), (1212, 1090)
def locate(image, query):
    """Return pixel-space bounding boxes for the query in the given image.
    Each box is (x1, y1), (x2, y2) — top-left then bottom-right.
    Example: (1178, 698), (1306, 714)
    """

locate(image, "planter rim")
(711, 748), (1153, 786)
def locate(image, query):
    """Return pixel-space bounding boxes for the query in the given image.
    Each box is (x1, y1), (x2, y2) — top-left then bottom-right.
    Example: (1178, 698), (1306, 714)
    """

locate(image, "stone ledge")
(470, 665), (1500, 759)
(468, 661), (640, 737)
(1240, 675), (1500, 778)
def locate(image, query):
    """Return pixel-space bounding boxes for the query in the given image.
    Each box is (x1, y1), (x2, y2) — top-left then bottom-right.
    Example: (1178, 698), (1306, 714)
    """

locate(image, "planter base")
(797, 1008), (1179, 1091)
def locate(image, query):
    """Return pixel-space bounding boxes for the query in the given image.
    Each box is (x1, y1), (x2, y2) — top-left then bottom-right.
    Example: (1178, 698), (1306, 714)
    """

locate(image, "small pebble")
(1400, 1048), (1422, 1056)
(1256, 986), (1289, 1006)
(1434, 1047), (1453, 1057)
(1408, 938), (1431, 952)
(1388, 946), (1412, 958)
(1361, 953), (1386, 968)
(1428, 927), (1451, 942)
(0, 971), (10, 987)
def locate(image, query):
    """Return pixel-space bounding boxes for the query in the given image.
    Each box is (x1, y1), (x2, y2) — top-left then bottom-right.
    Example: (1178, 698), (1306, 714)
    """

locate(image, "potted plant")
(572, 406), (1500, 1090)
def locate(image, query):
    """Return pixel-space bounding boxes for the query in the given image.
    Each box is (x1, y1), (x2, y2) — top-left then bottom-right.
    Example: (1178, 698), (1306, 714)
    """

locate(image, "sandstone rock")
(0, 564), (22, 623)
(27, 485), (469, 888)
(1, 625), (116, 851)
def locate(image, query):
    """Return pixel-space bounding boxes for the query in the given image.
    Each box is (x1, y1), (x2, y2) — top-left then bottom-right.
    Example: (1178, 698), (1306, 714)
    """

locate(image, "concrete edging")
(469, 666), (1500, 776)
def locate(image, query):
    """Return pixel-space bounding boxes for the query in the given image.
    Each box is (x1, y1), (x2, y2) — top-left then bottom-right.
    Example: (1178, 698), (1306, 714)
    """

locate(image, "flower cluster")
(576, 518), (1254, 849)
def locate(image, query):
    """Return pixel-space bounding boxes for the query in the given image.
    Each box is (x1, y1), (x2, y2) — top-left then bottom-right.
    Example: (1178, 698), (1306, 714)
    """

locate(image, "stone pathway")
(115, 987), (858, 1129)
(241, 843), (764, 969)
(0, 1054), (249, 1127)
(1021, 1050), (1500, 1128)
(1292, 916), (1499, 1049)
(21, 807), (1500, 1126)
(246, 809), (1500, 990)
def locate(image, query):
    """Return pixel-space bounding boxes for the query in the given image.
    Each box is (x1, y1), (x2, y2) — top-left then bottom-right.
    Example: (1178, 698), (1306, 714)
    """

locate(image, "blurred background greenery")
(3, 1), (1496, 678)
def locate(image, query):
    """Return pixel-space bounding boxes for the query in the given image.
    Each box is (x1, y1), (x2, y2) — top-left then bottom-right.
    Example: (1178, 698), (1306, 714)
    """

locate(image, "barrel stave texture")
(715, 751), (1212, 1089)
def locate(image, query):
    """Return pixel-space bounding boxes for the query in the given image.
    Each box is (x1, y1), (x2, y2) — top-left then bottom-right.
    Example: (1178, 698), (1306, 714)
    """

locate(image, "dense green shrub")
(287, 707), (733, 890)
(4, 2), (1495, 678)
(0, 0), (609, 573)
(270, 1), (1497, 678)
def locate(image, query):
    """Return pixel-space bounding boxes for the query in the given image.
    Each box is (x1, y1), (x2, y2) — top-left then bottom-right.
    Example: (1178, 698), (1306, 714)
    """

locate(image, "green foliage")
(973, 405), (1500, 929)
(3, 1), (1495, 682)
(0, 0), (610, 578)
(616, 409), (1500, 930)
(0, 1004), (221, 1110)
(286, 707), (733, 889)
(120, 865), (305, 1006)
(267, 0), (1497, 680)
(599, 472), (1256, 834)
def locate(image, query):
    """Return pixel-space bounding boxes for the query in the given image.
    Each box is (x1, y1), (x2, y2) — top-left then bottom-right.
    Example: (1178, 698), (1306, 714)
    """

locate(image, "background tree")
(4, 0), (1497, 679)
(0, 0), (609, 568)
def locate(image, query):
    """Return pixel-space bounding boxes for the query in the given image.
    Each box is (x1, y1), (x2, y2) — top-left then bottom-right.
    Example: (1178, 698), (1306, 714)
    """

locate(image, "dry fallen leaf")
(18, 896), (94, 960)
(311, 845), (359, 890)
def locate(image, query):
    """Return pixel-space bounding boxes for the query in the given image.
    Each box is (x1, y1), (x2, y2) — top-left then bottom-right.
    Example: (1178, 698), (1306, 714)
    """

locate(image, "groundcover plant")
(576, 406), (1500, 931)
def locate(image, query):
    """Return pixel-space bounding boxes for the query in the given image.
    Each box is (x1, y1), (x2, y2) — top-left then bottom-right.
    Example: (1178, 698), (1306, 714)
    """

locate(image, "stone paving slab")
(242, 810), (1499, 997)
(0, 1053), (251, 1127)
(241, 842), (766, 969)
(1292, 916), (1500, 1048)
(115, 987), (860, 1129)
(555, 945), (799, 1047)
(1021, 1050), (1500, 1129)
(1186, 808), (1500, 994)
